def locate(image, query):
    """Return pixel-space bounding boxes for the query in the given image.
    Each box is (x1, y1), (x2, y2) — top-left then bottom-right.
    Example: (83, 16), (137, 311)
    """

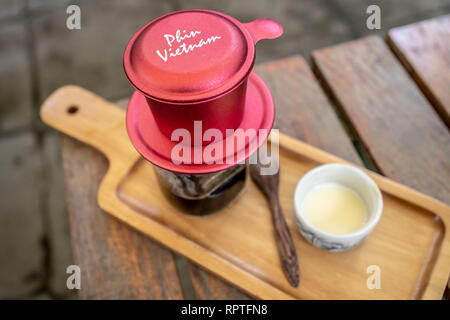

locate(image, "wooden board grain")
(42, 86), (450, 299)
(60, 135), (183, 299)
(388, 15), (450, 128)
(312, 36), (450, 206)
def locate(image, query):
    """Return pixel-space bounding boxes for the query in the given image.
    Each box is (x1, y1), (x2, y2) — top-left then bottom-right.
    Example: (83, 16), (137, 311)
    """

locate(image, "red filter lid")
(124, 9), (282, 102)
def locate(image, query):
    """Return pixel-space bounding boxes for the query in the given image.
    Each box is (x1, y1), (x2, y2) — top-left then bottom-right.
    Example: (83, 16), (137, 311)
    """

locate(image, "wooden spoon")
(250, 162), (300, 287)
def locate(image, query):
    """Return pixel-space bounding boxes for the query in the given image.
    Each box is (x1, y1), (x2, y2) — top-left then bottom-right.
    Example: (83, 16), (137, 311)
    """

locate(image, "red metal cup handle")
(243, 18), (284, 44)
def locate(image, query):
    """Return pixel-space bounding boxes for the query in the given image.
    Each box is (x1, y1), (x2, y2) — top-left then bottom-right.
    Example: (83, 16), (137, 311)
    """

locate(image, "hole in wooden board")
(67, 105), (79, 114)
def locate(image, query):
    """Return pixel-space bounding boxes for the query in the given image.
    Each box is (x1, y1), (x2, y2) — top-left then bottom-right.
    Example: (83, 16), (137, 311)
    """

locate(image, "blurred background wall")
(0, 0), (449, 299)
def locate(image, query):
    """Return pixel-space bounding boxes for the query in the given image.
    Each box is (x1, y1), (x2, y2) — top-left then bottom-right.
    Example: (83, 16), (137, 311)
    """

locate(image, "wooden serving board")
(41, 86), (450, 300)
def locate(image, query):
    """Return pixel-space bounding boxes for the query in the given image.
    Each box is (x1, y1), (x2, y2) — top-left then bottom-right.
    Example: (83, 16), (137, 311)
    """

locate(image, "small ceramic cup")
(293, 163), (383, 252)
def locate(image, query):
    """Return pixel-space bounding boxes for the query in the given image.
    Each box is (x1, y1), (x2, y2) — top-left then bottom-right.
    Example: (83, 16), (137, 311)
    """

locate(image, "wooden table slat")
(388, 15), (450, 128)
(312, 36), (450, 205)
(187, 264), (251, 300)
(255, 56), (363, 166)
(61, 136), (183, 299)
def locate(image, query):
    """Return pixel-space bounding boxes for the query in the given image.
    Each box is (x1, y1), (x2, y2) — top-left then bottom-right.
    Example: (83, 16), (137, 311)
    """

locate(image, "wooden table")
(60, 16), (450, 299)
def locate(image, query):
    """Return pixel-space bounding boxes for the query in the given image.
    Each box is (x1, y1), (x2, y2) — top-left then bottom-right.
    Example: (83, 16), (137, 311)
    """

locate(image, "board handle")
(40, 85), (137, 162)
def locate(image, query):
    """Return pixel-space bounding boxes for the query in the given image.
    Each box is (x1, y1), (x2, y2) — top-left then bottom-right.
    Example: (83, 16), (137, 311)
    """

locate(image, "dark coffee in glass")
(153, 163), (247, 216)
